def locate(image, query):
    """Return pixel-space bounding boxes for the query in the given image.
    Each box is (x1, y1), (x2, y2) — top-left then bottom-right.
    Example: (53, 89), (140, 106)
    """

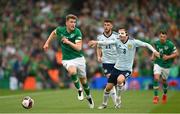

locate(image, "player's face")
(118, 29), (128, 41)
(159, 33), (167, 43)
(66, 18), (76, 31)
(104, 22), (112, 33)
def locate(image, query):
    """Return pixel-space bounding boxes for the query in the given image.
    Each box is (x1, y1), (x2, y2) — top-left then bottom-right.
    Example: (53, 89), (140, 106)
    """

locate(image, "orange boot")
(153, 96), (159, 104)
(162, 94), (167, 104)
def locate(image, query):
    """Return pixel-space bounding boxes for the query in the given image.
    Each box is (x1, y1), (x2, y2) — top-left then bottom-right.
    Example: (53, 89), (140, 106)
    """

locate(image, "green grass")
(0, 89), (180, 113)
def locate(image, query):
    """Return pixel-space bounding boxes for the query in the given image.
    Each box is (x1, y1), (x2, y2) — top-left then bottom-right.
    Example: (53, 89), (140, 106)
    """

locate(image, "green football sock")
(153, 80), (159, 96)
(163, 83), (168, 94)
(71, 74), (80, 90)
(82, 83), (90, 96)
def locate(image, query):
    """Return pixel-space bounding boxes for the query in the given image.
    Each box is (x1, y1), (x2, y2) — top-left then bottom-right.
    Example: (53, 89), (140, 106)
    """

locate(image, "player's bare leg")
(68, 66), (83, 101)
(153, 74), (160, 104)
(98, 83), (114, 109)
(80, 77), (94, 108)
(162, 78), (168, 104)
(116, 74), (126, 108)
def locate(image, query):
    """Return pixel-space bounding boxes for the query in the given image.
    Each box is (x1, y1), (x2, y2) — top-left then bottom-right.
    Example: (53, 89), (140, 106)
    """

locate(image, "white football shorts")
(153, 64), (170, 80)
(62, 57), (86, 78)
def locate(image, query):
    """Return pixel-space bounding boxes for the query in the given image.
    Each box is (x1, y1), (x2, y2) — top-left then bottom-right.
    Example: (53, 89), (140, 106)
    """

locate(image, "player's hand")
(163, 55), (169, 60)
(153, 51), (160, 58)
(88, 40), (98, 48)
(97, 56), (102, 63)
(62, 37), (70, 44)
(43, 43), (49, 51)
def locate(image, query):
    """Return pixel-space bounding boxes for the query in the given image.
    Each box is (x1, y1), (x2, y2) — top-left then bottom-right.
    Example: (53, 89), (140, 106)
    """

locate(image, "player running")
(89, 28), (160, 109)
(95, 19), (119, 109)
(152, 31), (179, 104)
(43, 14), (94, 108)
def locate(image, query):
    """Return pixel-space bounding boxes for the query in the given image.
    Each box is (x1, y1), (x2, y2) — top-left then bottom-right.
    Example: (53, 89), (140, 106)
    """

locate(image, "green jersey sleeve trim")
(76, 36), (82, 40)
(75, 39), (82, 43)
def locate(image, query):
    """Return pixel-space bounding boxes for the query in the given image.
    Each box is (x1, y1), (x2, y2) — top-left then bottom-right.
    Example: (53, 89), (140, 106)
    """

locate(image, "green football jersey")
(154, 39), (176, 68)
(55, 26), (84, 60)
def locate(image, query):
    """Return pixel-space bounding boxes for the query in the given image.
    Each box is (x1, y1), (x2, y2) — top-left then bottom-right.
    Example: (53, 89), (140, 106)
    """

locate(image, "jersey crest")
(164, 46), (168, 50)
(128, 44), (133, 49)
(70, 34), (75, 38)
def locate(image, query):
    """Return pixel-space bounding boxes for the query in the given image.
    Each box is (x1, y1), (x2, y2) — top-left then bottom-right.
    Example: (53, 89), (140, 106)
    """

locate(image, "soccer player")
(89, 28), (160, 109)
(95, 19), (118, 109)
(152, 31), (179, 104)
(43, 14), (94, 108)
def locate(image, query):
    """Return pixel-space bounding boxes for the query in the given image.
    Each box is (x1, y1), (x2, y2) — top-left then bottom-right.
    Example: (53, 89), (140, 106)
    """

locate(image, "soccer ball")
(21, 96), (34, 109)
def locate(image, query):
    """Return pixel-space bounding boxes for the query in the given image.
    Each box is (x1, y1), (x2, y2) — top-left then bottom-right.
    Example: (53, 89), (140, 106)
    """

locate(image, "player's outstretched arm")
(43, 30), (56, 51)
(135, 39), (160, 57)
(88, 40), (116, 48)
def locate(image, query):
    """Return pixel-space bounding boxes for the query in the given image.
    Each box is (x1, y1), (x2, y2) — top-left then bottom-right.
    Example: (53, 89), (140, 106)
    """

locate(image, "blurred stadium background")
(0, 0), (180, 91)
(0, 0), (180, 113)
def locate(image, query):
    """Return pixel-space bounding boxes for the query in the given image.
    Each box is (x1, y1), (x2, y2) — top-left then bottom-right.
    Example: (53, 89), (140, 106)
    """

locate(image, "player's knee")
(117, 75), (125, 85)
(68, 66), (77, 75)
(154, 78), (159, 82)
(69, 71), (77, 76)
(105, 84), (113, 92)
(105, 88), (111, 92)
(162, 79), (167, 83)
(79, 77), (87, 84)
(154, 74), (160, 81)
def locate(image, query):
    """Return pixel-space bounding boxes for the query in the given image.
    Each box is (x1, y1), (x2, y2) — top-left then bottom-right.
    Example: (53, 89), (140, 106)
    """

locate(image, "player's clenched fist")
(88, 40), (98, 47)
(61, 37), (70, 44)
(153, 51), (160, 58)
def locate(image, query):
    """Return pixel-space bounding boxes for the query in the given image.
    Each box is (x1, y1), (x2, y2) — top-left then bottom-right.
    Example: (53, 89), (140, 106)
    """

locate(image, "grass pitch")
(0, 89), (179, 113)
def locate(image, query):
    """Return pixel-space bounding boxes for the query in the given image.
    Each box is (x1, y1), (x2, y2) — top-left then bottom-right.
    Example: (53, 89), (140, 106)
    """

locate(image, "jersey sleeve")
(55, 27), (63, 40)
(97, 35), (102, 48)
(75, 29), (82, 43)
(134, 39), (156, 52)
(170, 42), (177, 53)
(134, 39), (147, 47)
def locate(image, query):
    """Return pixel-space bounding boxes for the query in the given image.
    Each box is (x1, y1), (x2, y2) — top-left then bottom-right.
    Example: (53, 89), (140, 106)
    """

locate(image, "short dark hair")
(160, 30), (167, 35)
(66, 14), (78, 21)
(104, 19), (113, 24)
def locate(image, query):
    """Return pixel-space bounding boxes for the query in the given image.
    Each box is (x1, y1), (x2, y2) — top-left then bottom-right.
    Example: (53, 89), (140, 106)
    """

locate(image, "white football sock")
(117, 83), (124, 97)
(102, 89), (110, 105)
(110, 86), (117, 105)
